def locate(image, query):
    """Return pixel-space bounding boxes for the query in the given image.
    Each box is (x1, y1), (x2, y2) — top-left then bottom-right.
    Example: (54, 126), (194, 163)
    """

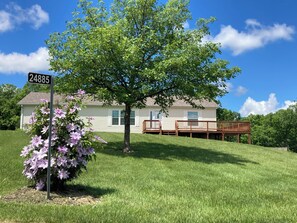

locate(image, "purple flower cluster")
(21, 90), (106, 190)
(54, 108), (66, 119)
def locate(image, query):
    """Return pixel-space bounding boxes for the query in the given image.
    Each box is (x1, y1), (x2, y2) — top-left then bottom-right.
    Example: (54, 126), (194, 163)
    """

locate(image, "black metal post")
(47, 76), (54, 200)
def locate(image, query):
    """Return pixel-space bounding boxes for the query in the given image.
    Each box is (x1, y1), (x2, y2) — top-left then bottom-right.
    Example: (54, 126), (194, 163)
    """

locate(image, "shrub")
(20, 90), (106, 190)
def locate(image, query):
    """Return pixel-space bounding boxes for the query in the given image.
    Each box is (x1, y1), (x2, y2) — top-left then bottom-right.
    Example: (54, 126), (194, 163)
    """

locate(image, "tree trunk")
(123, 103), (132, 153)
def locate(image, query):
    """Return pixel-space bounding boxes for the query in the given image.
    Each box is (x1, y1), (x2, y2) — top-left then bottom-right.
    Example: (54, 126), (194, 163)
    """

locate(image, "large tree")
(47, 0), (240, 152)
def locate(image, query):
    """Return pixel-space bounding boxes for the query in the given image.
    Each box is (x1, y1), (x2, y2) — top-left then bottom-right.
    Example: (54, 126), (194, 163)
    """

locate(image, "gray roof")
(18, 92), (218, 108)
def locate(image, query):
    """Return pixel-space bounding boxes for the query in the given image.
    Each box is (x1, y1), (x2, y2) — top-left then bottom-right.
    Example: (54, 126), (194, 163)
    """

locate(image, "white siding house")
(18, 92), (218, 133)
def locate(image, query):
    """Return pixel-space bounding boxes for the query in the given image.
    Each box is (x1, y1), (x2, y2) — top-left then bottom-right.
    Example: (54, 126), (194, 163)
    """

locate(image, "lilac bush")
(21, 90), (107, 190)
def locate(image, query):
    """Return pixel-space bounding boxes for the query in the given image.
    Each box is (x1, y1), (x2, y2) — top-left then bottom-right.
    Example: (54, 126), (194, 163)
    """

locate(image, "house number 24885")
(28, 72), (51, 85)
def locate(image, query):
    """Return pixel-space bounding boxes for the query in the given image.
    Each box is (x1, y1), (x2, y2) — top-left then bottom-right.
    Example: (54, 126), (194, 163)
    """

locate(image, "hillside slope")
(1, 131), (297, 222)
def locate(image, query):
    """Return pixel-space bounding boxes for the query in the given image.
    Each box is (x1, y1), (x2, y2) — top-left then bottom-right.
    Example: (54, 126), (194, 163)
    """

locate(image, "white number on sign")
(28, 73), (51, 85)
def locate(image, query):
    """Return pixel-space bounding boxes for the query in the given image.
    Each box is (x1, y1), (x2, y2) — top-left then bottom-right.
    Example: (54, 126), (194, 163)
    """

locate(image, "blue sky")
(0, 0), (296, 116)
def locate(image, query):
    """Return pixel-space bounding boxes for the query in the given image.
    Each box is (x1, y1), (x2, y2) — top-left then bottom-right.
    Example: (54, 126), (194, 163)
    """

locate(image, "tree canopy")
(0, 84), (22, 130)
(245, 105), (297, 151)
(217, 107), (241, 121)
(0, 82), (50, 130)
(46, 0), (240, 152)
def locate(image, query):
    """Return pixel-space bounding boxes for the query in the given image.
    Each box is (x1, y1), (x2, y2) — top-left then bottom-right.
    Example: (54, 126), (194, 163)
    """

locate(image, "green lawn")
(1, 130), (297, 222)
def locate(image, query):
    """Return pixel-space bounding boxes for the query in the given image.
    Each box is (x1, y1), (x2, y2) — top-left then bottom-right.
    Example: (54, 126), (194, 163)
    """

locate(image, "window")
(130, 111), (135, 125)
(112, 110), (135, 126)
(150, 111), (162, 120)
(188, 111), (198, 126)
(112, 110), (119, 125)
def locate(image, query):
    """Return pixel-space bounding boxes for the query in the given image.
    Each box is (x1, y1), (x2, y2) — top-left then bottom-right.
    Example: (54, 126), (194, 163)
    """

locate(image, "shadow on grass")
(98, 140), (259, 165)
(61, 184), (116, 198)
(1, 184), (116, 205)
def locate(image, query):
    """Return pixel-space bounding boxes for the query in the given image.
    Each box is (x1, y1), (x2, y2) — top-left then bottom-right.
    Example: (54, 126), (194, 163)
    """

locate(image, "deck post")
(207, 133), (209, 140)
(248, 134), (251, 144)
(222, 133), (224, 141)
(237, 134), (240, 143)
(159, 121), (162, 135)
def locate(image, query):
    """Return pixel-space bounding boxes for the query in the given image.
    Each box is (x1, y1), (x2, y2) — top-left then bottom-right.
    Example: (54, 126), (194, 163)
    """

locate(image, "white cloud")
(219, 82), (247, 97)
(245, 19), (261, 28)
(235, 86), (248, 96)
(0, 47), (50, 74)
(0, 3), (49, 32)
(279, 100), (296, 110)
(183, 21), (190, 29)
(0, 11), (12, 32)
(210, 19), (295, 55)
(218, 81), (233, 93)
(225, 82), (233, 92)
(239, 93), (297, 116)
(239, 93), (279, 116)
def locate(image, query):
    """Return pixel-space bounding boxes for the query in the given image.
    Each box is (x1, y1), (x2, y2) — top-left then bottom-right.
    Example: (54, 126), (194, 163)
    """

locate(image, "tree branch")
(136, 84), (178, 102)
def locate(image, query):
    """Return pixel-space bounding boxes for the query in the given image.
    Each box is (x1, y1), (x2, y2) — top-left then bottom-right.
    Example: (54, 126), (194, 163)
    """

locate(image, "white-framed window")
(150, 110), (162, 120)
(112, 110), (135, 126)
(187, 111), (198, 126)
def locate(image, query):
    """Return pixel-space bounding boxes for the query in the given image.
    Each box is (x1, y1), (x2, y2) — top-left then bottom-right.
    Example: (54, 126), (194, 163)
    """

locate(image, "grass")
(1, 131), (297, 222)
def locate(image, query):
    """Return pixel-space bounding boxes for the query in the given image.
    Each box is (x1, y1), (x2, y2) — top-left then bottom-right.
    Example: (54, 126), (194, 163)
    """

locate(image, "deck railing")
(217, 121), (251, 133)
(175, 120), (251, 133)
(143, 120), (251, 133)
(143, 120), (251, 143)
(142, 120), (162, 134)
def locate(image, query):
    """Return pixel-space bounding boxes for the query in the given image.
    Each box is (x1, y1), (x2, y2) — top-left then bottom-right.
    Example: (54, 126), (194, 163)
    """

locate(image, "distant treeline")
(0, 83), (49, 130)
(217, 106), (297, 152)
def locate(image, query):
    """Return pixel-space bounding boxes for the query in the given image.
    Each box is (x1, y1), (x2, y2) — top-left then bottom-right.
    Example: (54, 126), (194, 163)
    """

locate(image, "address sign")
(28, 72), (52, 85)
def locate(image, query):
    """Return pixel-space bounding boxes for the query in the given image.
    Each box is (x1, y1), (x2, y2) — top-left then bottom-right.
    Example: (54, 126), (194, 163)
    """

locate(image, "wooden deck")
(142, 120), (251, 144)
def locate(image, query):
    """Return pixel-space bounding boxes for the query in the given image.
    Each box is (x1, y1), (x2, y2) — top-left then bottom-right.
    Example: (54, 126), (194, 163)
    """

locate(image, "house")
(18, 92), (251, 143)
(18, 92), (216, 131)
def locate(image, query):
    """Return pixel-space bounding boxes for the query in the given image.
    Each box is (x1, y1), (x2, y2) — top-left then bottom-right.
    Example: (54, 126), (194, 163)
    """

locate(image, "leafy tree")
(251, 124), (277, 147)
(46, 0), (240, 152)
(270, 105), (297, 151)
(217, 107), (241, 121)
(244, 106), (297, 151)
(0, 82), (50, 130)
(0, 84), (22, 130)
(244, 114), (276, 147)
(22, 82), (50, 94)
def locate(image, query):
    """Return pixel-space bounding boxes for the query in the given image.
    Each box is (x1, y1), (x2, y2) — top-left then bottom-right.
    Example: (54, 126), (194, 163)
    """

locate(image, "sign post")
(28, 72), (54, 200)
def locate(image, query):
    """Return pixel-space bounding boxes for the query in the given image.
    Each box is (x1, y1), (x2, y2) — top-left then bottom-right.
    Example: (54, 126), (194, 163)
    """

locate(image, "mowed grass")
(1, 131), (297, 222)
